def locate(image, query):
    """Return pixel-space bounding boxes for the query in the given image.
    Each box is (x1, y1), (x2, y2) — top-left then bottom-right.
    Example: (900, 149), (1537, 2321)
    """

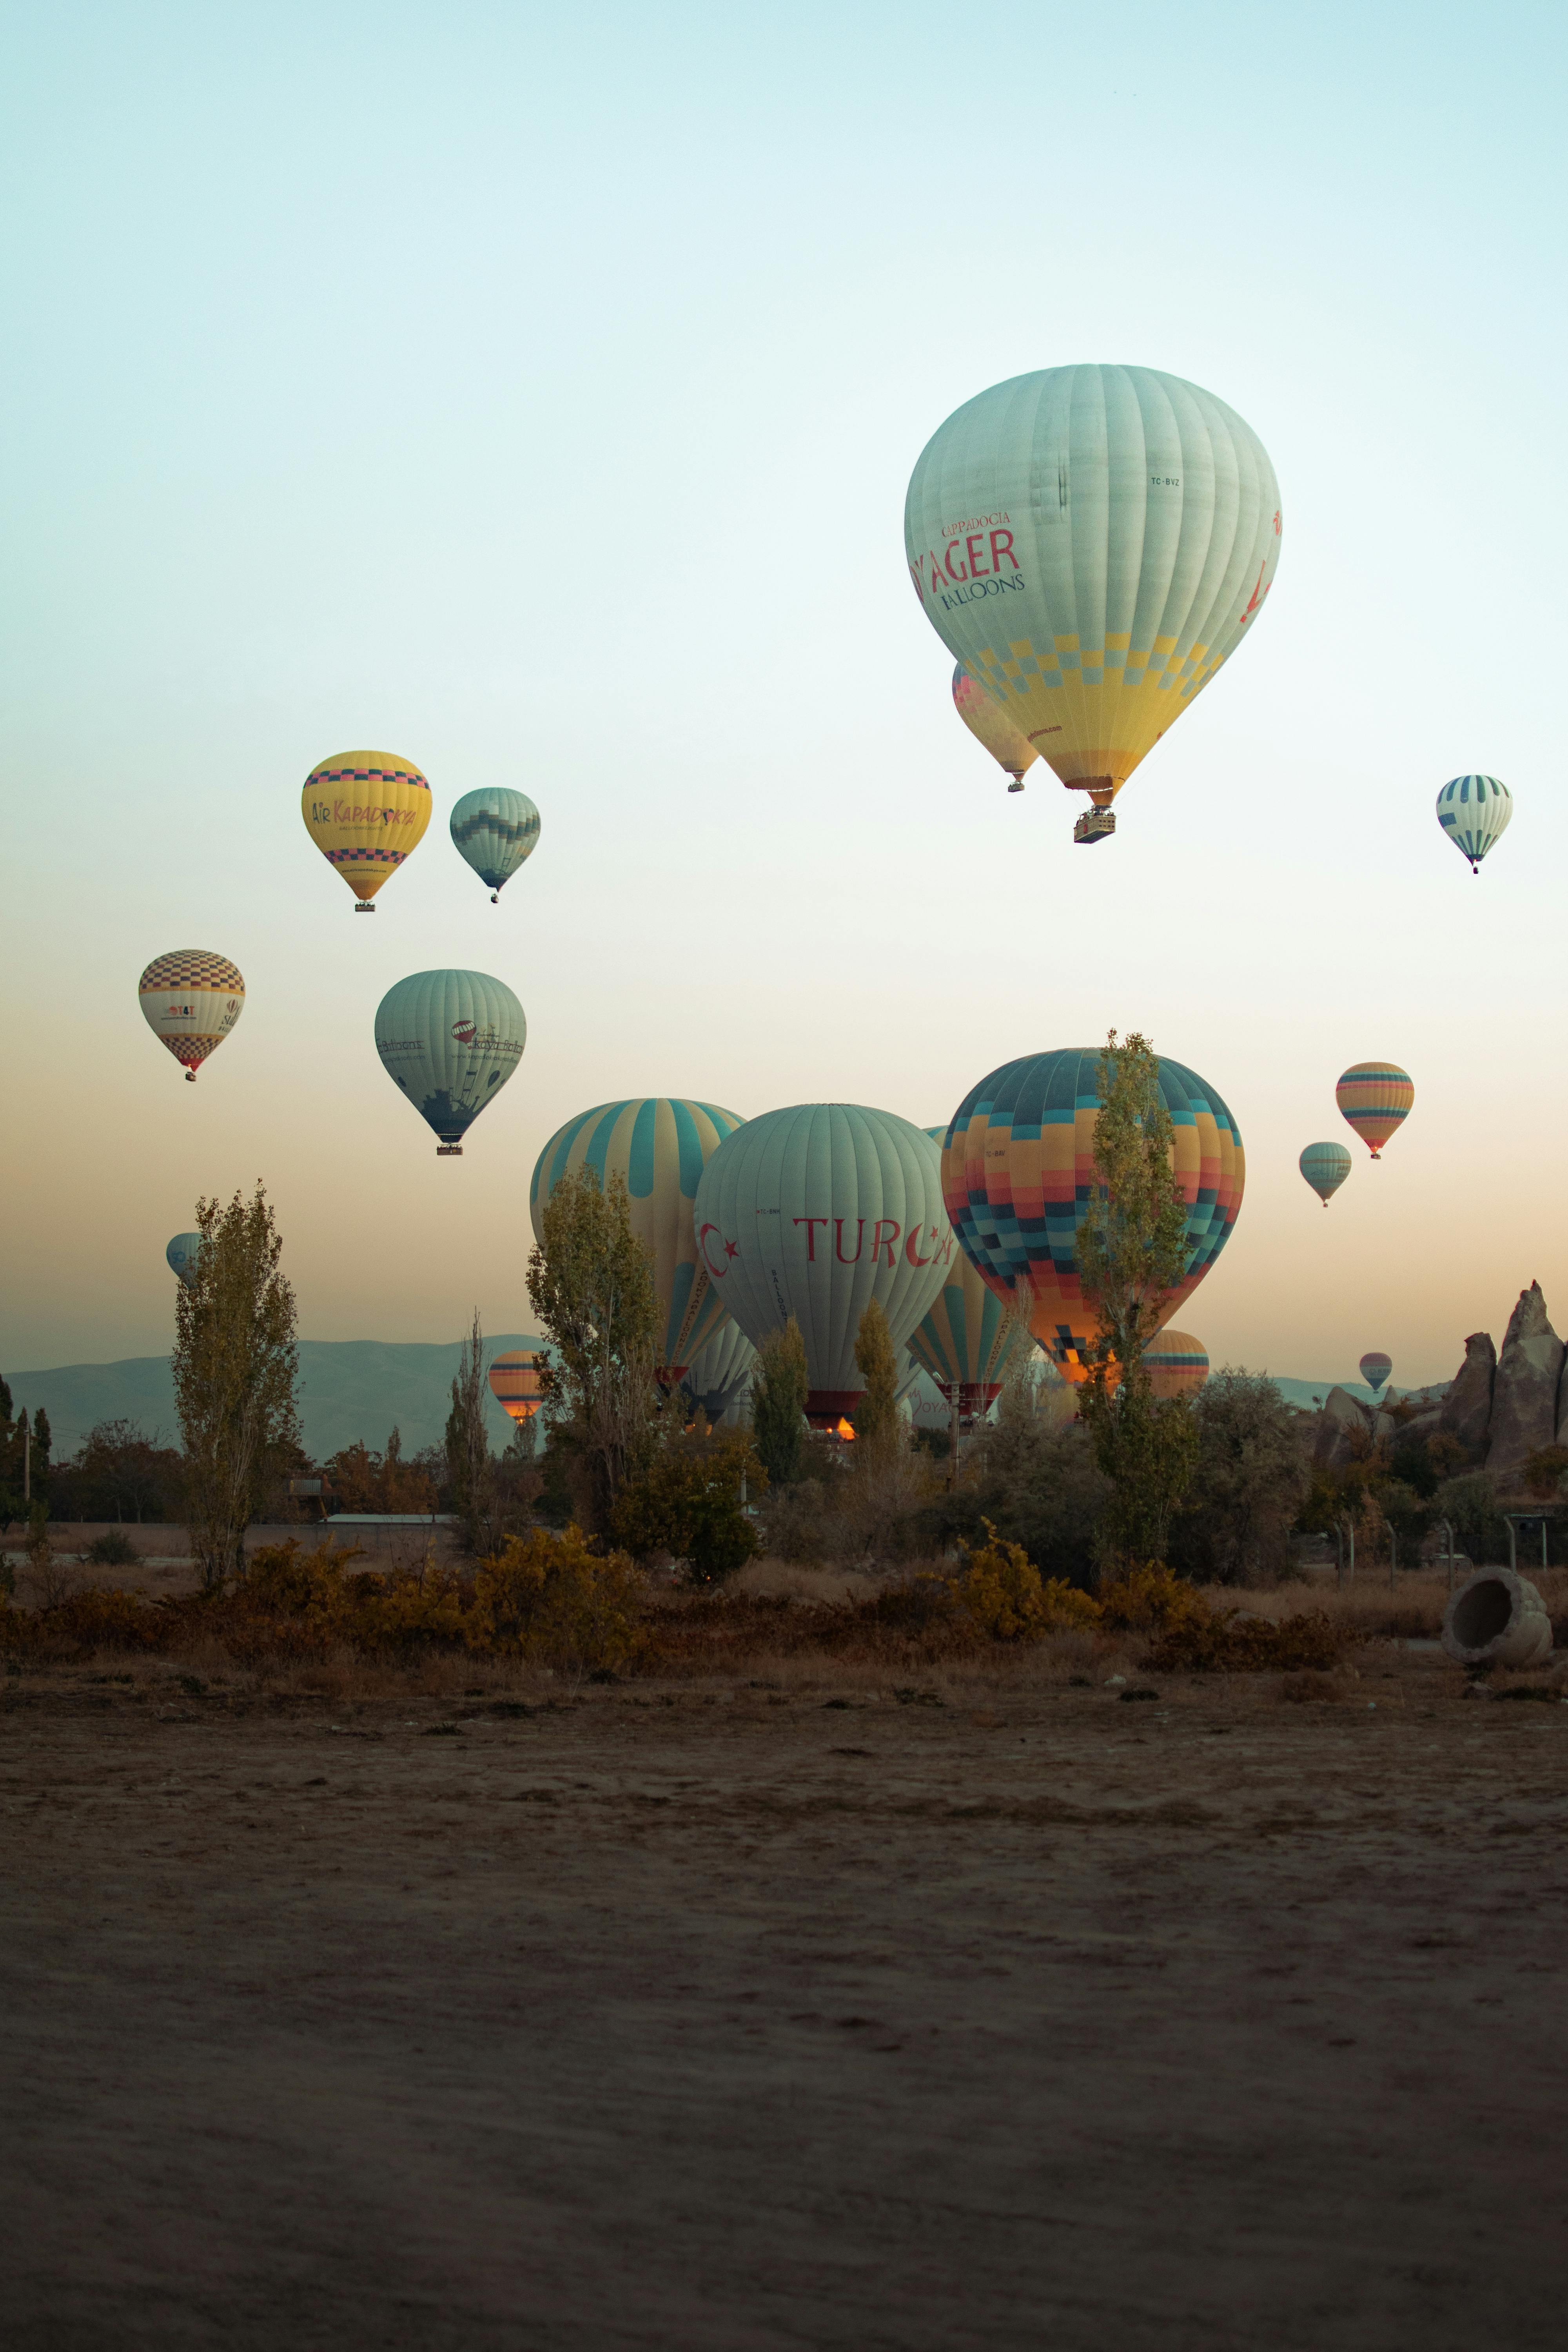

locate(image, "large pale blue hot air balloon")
(1299, 1142), (1352, 1207)
(450, 788), (542, 902)
(681, 1321), (757, 1422)
(1436, 774), (1511, 874)
(374, 970), (526, 1155)
(693, 1105), (953, 1426)
(166, 1232), (202, 1287)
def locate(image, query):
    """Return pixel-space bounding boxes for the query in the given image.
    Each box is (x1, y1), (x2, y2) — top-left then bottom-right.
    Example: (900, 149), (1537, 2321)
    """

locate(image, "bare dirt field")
(3, 1644), (1567, 2350)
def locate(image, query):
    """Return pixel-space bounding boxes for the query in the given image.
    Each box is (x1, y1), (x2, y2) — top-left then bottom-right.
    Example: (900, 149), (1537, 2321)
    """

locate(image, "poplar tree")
(526, 1167), (659, 1527)
(172, 1184), (300, 1588)
(749, 1317), (808, 1487)
(851, 1297), (902, 1464)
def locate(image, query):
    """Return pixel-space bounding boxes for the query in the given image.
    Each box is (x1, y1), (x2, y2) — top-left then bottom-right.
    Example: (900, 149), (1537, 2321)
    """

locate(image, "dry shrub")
(1096, 1563), (1208, 1633)
(470, 1526), (645, 1674)
(1147, 1608), (1349, 1673)
(953, 1523), (1099, 1642)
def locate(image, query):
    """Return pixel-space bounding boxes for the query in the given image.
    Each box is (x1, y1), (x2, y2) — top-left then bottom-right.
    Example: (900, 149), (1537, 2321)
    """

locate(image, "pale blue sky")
(2, 1), (1564, 1389)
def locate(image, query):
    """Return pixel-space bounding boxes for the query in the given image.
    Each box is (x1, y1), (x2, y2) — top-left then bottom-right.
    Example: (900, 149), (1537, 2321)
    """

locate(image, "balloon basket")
(184, 1071), (196, 1083)
(354, 901), (377, 913)
(1073, 809), (1116, 845)
(436, 1144), (463, 1156)
(1006, 779), (1025, 794)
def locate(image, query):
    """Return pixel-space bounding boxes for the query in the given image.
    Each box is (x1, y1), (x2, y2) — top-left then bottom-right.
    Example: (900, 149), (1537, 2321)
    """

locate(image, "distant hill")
(4, 1337), (546, 1460)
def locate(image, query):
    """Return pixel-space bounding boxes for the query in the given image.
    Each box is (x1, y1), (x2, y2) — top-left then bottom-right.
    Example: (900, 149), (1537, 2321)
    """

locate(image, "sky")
(2, 0), (1565, 1397)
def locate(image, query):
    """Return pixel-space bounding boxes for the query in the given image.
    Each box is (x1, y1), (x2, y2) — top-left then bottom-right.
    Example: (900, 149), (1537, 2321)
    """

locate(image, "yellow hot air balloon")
(301, 749), (432, 911)
(907, 367), (1281, 840)
(952, 664), (1038, 793)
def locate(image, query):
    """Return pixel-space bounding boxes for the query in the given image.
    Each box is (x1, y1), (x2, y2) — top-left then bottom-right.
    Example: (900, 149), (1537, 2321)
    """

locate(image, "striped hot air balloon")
(1145, 1330), (1209, 1400)
(952, 664), (1038, 793)
(1359, 1351), (1392, 1399)
(942, 1049), (1243, 1383)
(905, 1126), (1030, 1415)
(301, 749), (432, 911)
(374, 970), (526, 1154)
(1299, 1142), (1352, 1207)
(450, 788), (541, 902)
(138, 950), (245, 1081)
(1436, 774), (1511, 873)
(681, 1321), (757, 1423)
(692, 1105), (952, 1426)
(1336, 1063), (1413, 1160)
(488, 1348), (545, 1425)
(907, 367), (1281, 840)
(530, 1099), (746, 1381)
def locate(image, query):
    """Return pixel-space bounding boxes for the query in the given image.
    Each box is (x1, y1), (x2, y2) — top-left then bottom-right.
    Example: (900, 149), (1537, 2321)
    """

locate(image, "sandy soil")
(3, 1652), (1567, 2349)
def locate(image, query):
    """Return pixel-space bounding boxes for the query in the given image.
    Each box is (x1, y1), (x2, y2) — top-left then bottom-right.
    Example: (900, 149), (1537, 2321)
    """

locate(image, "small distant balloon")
(1436, 774), (1511, 874)
(1360, 1351), (1392, 1398)
(374, 970), (526, 1155)
(138, 951), (245, 1082)
(1336, 1063), (1413, 1161)
(301, 749), (432, 911)
(451, 788), (541, 903)
(166, 1232), (202, 1287)
(488, 1349), (544, 1425)
(952, 664), (1037, 793)
(1145, 1330), (1209, 1400)
(1299, 1141), (1352, 1207)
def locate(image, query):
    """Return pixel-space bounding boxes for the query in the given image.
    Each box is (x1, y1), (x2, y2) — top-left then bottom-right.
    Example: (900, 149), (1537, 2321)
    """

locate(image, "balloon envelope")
(906, 367), (1281, 826)
(681, 1320), (757, 1422)
(374, 970), (525, 1152)
(451, 787), (541, 900)
(1359, 1351), (1393, 1396)
(302, 750), (432, 908)
(1299, 1141), (1352, 1206)
(1145, 1329), (1209, 1400)
(166, 1232), (203, 1287)
(1336, 1063), (1412, 1160)
(488, 1348), (544, 1423)
(530, 1099), (746, 1377)
(138, 951), (244, 1080)
(693, 1104), (953, 1423)
(1436, 774), (1511, 872)
(942, 1049), (1243, 1381)
(906, 1125), (1029, 1412)
(952, 663), (1037, 789)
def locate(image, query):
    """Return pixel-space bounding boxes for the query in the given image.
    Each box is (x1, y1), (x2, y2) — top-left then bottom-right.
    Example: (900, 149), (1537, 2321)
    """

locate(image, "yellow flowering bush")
(951, 1521), (1102, 1642)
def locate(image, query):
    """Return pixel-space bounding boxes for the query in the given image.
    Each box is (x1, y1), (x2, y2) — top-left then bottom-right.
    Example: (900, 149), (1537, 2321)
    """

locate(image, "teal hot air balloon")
(450, 788), (541, 902)
(1436, 774), (1511, 874)
(681, 1321), (757, 1422)
(693, 1105), (953, 1426)
(166, 1232), (202, 1287)
(907, 1126), (1030, 1416)
(1360, 1351), (1392, 1399)
(374, 970), (526, 1154)
(1299, 1142), (1352, 1208)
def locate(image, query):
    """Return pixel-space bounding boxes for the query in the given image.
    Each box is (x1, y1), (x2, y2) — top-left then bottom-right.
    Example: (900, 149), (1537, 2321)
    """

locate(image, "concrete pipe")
(1441, 1566), (1554, 1671)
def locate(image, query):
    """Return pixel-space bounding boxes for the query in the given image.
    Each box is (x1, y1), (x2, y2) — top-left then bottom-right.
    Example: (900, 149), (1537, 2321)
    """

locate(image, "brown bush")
(1146, 1608), (1350, 1673)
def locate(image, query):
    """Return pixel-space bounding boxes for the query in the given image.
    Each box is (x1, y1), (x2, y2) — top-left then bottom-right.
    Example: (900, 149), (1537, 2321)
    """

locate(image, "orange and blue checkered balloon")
(1335, 1062), (1412, 1160)
(940, 1049), (1244, 1382)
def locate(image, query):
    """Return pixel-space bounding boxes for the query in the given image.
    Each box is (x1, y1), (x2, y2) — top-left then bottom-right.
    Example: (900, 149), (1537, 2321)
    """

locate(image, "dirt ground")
(3, 1647), (1567, 2350)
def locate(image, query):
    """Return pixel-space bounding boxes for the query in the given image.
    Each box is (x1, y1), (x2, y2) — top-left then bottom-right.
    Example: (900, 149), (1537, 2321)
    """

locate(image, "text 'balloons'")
(138, 950), (244, 1083)
(374, 970), (526, 1155)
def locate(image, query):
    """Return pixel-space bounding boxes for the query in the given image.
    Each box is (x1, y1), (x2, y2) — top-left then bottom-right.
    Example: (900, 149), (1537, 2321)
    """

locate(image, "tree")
(526, 1167), (660, 1530)
(445, 1310), (495, 1549)
(1074, 1031), (1198, 1568)
(69, 1419), (184, 1524)
(610, 1421), (764, 1584)
(1167, 1370), (1308, 1584)
(172, 1183), (300, 1588)
(851, 1298), (902, 1464)
(325, 1427), (437, 1515)
(750, 1317), (808, 1486)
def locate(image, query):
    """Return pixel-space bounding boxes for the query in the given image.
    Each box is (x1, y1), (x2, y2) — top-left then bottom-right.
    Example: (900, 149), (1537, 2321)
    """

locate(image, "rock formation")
(1312, 1386), (1375, 1474)
(1438, 1332), (1496, 1458)
(1484, 1283), (1564, 1487)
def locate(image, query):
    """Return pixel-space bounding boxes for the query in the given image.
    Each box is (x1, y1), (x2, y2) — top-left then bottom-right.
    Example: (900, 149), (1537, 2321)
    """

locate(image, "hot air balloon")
(693, 1105), (953, 1426)
(374, 970), (525, 1154)
(1299, 1142), (1352, 1207)
(301, 749), (432, 911)
(1336, 1063), (1412, 1160)
(952, 664), (1038, 793)
(1145, 1330), (1209, 1400)
(905, 1125), (1030, 1417)
(906, 367), (1281, 841)
(681, 1321), (757, 1423)
(531, 1099), (746, 1381)
(166, 1232), (202, 1287)
(451, 788), (541, 903)
(138, 951), (245, 1082)
(1359, 1351), (1392, 1400)
(942, 1049), (1243, 1383)
(489, 1348), (545, 1425)
(1436, 774), (1511, 874)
